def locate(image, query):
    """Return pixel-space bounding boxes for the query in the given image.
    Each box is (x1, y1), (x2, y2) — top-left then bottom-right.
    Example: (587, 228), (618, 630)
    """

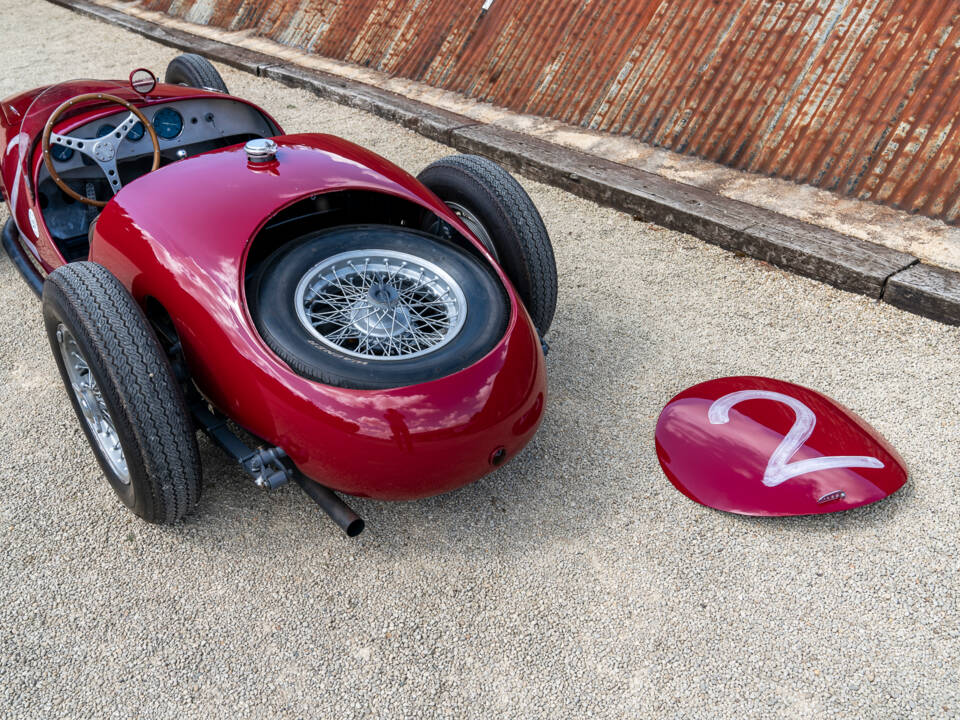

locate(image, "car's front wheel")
(249, 225), (509, 389)
(164, 53), (229, 93)
(42, 262), (201, 524)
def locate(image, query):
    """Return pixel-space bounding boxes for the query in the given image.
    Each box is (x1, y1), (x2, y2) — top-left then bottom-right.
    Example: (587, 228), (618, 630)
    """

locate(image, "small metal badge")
(817, 490), (846, 504)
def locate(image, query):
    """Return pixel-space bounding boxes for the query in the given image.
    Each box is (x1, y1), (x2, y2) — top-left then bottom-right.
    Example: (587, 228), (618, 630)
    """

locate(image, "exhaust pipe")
(293, 471), (365, 537)
(190, 399), (365, 536)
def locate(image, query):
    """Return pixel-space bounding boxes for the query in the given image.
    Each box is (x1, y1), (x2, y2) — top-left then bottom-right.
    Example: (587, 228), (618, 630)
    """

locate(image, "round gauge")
(50, 144), (74, 163)
(126, 121), (145, 142)
(96, 123), (116, 138)
(152, 107), (183, 140)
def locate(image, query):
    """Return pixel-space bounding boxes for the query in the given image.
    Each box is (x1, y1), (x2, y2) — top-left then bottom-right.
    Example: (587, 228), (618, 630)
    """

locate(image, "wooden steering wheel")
(42, 93), (161, 208)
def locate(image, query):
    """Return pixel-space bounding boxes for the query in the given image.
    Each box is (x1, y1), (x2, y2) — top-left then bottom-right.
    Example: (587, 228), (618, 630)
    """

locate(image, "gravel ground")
(1, 1), (959, 718)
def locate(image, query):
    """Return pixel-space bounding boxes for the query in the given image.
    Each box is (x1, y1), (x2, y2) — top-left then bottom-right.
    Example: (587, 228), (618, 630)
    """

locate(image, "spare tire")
(249, 225), (509, 389)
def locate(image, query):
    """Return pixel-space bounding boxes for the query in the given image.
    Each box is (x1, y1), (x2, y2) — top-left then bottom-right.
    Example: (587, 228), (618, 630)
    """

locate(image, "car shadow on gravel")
(166, 299), (659, 555)
(720, 482), (913, 532)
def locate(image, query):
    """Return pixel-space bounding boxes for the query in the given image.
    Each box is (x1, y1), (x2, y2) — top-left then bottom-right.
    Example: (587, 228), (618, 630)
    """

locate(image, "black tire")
(249, 225), (508, 390)
(164, 53), (228, 93)
(417, 154), (557, 335)
(42, 262), (201, 524)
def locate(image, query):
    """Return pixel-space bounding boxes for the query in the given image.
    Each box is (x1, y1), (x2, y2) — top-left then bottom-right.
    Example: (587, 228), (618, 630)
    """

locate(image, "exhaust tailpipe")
(293, 471), (365, 537)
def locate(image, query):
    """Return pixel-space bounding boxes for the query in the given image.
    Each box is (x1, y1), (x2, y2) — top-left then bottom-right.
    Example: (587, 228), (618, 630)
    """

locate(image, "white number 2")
(708, 390), (884, 487)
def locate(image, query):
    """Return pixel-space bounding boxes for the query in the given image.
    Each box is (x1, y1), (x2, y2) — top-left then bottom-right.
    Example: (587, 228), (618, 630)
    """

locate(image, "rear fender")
(88, 135), (544, 499)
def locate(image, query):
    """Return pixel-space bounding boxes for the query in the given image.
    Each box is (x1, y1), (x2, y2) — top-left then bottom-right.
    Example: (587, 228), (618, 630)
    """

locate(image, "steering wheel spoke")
(49, 131), (94, 158)
(92, 112), (138, 157)
(99, 158), (122, 196)
(42, 93), (160, 208)
(116, 111), (140, 139)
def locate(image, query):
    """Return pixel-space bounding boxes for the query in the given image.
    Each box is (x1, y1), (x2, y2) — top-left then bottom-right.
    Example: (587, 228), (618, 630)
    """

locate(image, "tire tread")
(418, 154), (558, 335)
(44, 263), (201, 523)
(164, 53), (228, 93)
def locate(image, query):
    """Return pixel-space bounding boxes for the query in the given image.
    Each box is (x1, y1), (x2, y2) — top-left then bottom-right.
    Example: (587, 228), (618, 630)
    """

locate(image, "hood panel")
(655, 376), (907, 516)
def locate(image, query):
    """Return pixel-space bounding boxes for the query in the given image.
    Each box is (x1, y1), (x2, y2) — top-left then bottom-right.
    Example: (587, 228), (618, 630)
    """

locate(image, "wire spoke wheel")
(294, 249), (467, 361)
(56, 322), (129, 483)
(251, 225), (507, 389)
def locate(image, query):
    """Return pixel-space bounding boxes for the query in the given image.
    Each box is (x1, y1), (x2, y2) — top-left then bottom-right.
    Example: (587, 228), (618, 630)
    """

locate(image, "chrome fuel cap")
(245, 138), (278, 163)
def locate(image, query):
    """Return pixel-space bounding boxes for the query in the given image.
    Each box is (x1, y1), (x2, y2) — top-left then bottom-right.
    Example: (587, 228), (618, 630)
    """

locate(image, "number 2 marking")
(708, 390), (884, 487)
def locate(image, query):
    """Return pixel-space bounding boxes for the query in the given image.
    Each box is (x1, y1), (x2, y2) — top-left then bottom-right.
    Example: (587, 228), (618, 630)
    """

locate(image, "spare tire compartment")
(244, 191), (510, 389)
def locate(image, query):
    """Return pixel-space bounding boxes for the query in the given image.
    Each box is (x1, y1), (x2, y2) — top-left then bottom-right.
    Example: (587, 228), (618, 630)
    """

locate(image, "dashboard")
(43, 97), (276, 174)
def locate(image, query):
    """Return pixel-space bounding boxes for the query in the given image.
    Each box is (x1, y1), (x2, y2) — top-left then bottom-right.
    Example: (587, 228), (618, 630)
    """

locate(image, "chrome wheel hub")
(56, 324), (129, 483)
(294, 249), (467, 360)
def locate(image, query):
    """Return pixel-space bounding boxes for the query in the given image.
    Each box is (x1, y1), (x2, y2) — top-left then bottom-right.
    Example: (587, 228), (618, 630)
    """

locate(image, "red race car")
(0, 56), (557, 535)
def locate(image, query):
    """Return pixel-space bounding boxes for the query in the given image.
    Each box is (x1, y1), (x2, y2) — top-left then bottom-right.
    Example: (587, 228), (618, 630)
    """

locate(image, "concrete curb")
(884, 263), (960, 325)
(44, 0), (960, 325)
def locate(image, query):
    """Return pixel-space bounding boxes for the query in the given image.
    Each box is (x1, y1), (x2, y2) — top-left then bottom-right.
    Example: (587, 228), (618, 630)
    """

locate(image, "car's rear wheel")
(417, 154), (558, 336)
(164, 53), (229, 93)
(42, 262), (201, 524)
(249, 225), (508, 389)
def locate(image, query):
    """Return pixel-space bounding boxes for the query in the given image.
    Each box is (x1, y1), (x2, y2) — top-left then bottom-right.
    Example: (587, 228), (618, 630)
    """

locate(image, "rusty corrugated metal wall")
(137, 0), (960, 223)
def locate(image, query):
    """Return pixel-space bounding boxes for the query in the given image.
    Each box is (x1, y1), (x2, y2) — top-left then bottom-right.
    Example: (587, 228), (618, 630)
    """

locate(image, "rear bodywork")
(1, 81), (546, 500)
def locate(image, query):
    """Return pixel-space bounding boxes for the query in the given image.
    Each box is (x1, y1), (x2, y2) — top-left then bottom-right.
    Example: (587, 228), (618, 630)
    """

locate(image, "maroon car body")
(656, 376), (907, 515)
(1, 79), (547, 501)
